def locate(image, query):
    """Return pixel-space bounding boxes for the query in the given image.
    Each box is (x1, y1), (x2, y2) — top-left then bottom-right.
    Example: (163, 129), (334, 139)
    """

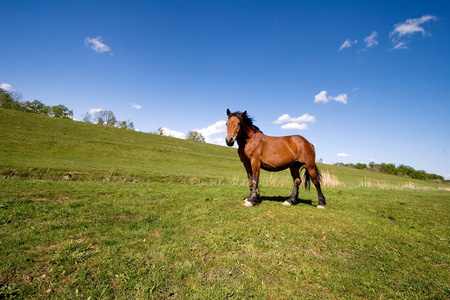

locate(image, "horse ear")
(227, 108), (231, 117)
(240, 111), (247, 118)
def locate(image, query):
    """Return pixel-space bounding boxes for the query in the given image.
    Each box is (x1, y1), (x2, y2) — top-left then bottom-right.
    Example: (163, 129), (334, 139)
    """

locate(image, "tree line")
(154, 127), (206, 143)
(1, 87), (205, 140)
(0, 88), (135, 130)
(334, 162), (447, 183)
(82, 110), (134, 130)
(1, 88), (73, 119)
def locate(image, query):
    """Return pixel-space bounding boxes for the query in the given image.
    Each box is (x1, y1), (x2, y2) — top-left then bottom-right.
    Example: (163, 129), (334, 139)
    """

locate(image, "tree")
(397, 164), (414, 177)
(51, 105), (73, 119)
(24, 100), (51, 115)
(118, 121), (127, 129)
(379, 163), (397, 175)
(369, 162), (380, 173)
(0, 88), (26, 111)
(94, 110), (116, 126)
(81, 112), (92, 123)
(83, 110), (135, 129)
(355, 163), (367, 170)
(107, 117), (117, 126)
(0, 88), (14, 108)
(186, 131), (205, 142)
(118, 120), (135, 130)
(7, 90), (23, 102)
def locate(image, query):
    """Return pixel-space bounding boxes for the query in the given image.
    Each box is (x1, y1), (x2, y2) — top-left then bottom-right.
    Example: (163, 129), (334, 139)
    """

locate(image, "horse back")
(276, 134), (315, 161)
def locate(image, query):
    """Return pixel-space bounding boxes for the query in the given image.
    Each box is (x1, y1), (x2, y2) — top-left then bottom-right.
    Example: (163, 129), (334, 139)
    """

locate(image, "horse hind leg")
(283, 163), (302, 206)
(306, 165), (326, 209)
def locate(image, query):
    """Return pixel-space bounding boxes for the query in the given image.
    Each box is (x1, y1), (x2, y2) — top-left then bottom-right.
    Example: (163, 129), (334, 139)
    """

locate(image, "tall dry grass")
(230, 172), (449, 192)
(357, 177), (449, 191)
(230, 171), (344, 188)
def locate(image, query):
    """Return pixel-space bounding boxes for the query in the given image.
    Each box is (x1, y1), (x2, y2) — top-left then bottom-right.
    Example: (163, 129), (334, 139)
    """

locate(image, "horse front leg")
(243, 161), (261, 207)
(242, 161), (253, 202)
(243, 177), (260, 206)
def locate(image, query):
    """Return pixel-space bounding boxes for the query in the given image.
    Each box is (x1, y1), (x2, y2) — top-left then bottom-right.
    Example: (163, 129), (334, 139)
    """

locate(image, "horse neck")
(237, 124), (260, 146)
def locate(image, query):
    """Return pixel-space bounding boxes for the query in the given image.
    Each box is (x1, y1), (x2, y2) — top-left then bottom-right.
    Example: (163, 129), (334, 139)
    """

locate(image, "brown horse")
(226, 109), (326, 208)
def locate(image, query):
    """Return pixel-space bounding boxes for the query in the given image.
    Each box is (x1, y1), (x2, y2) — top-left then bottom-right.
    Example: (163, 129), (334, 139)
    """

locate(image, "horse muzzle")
(225, 136), (235, 147)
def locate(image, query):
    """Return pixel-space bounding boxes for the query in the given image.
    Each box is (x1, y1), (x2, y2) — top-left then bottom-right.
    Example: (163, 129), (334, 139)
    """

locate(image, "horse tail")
(303, 165), (322, 190)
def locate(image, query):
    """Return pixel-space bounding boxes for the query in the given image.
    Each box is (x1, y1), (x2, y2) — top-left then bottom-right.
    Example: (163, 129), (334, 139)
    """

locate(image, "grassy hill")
(0, 108), (242, 184)
(1, 108), (446, 190)
(1, 108), (449, 299)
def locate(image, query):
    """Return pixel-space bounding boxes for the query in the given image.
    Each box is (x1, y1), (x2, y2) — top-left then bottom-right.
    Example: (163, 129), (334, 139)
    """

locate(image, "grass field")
(1, 109), (449, 299)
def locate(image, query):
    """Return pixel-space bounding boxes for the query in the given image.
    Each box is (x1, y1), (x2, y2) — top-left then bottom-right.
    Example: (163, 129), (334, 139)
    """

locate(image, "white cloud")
(337, 153), (350, 157)
(196, 120), (227, 145)
(160, 127), (185, 139)
(314, 91), (329, 103)
(89, 108), (103, 114)
(314, 91), (348, 104)
(274, 113), (315, 124)
(364, 31), (378, 47)
(339, 39), (358, 51)
(392, 15), (436, 37)
(393, 41), (408, 50)
(329, 93), (348, 104)
(390, 15), (437, 49)
(85, 37), (112, 54)
(0, 83), (16, 92)
(274, 114), (315, 131)
(197, 120), (226, 137)
(132, 104), (142, 109)
(281, 123), (308, 130)
(205, 136), (227, 147)
(273, 114), (291, 124)
(291, 114), (316, 123)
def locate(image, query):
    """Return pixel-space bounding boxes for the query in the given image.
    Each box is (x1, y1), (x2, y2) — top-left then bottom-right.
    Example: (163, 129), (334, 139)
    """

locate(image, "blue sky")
(2, 0), (450, 178)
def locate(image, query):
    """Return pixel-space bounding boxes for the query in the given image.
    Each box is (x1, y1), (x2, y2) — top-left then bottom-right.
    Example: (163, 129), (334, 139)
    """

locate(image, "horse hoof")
(282, 201), (292, 206)
(243, 199), (255, 207)
(317, 205), (325, 209)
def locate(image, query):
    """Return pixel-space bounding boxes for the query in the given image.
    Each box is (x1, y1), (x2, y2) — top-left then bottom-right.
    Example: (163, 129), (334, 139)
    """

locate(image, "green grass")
(0, 108), (242, 184)
(1, 109), (449, 299)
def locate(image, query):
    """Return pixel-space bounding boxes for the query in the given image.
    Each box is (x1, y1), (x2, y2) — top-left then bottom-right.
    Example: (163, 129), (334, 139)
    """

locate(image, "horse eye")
(238, 122), (241, 126)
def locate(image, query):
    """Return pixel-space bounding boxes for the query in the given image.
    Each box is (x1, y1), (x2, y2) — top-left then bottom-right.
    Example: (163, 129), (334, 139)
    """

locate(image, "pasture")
(1, 109), (449, 299)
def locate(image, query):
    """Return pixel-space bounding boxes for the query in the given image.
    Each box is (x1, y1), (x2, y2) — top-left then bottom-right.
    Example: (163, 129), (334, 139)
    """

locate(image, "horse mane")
(228, 111), (262, 134)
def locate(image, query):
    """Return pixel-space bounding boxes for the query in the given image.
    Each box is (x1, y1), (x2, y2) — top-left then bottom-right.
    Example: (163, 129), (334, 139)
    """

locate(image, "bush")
(335, 161), (445, 183)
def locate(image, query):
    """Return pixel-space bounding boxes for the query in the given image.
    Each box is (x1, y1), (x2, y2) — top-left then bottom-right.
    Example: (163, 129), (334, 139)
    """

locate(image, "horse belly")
(260, 139), (298, 171)
(261, 161), (292, 172)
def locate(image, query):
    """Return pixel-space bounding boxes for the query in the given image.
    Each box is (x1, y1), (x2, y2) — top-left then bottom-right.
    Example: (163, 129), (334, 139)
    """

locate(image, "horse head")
(226, 109), (247, 146)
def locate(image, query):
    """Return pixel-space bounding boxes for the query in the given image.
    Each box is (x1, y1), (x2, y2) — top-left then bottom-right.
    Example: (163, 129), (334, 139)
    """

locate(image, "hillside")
(0, 108), (242, 184)
(1, 108), (448, 192)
